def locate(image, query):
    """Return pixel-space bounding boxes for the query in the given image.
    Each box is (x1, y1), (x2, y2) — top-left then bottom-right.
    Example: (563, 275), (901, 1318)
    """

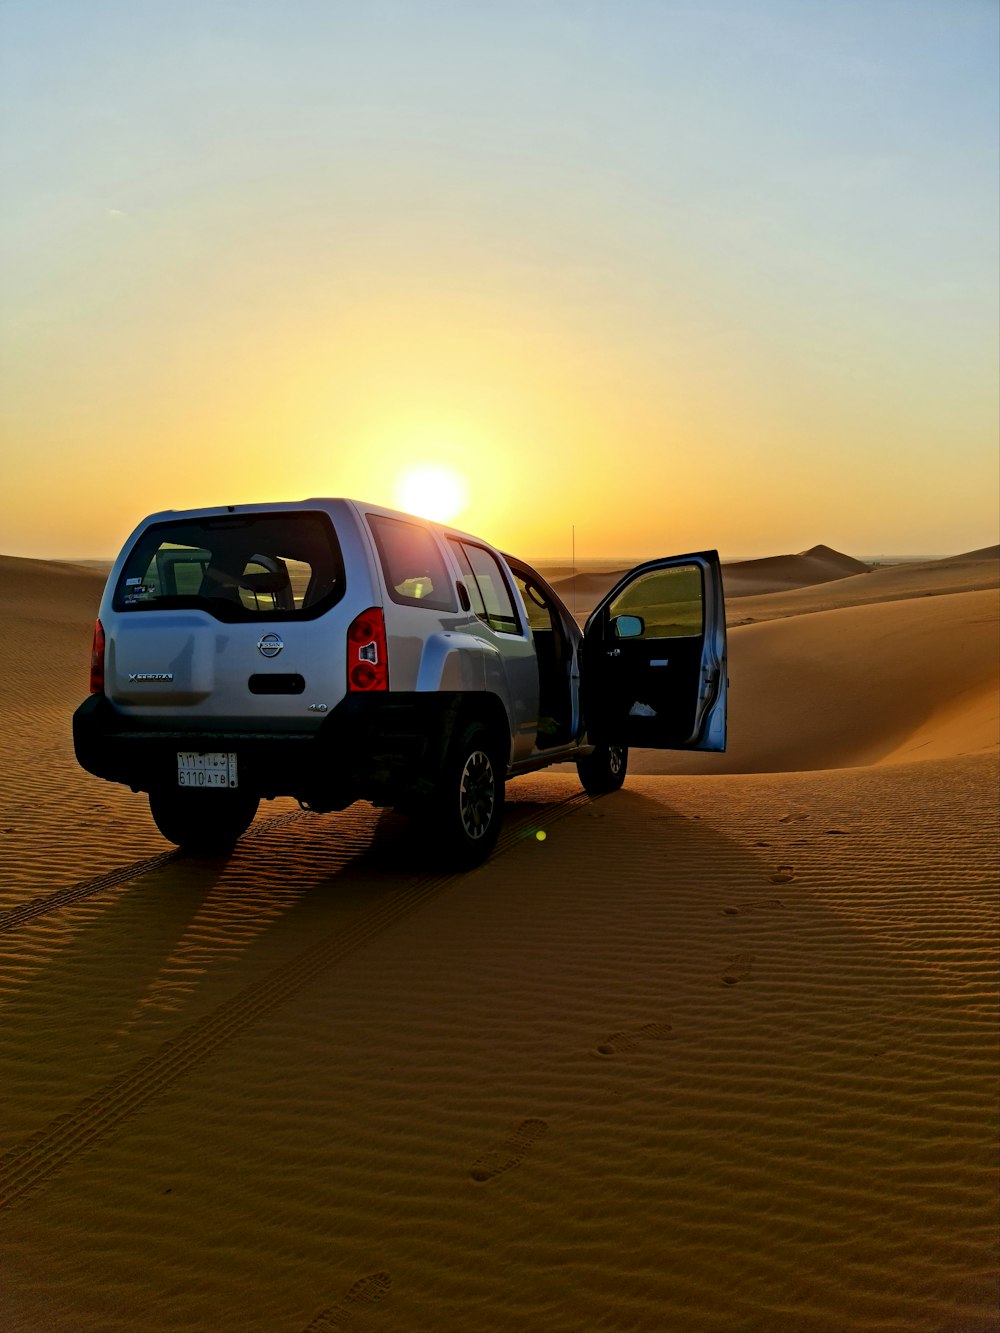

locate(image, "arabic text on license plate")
(177, 752), (238, 789)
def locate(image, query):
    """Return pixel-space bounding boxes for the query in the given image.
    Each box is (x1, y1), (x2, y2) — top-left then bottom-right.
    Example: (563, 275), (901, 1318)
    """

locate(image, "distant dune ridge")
(544, 541), (870, 606)
(542, 542), (998, 616)
(0, 542), (997, 1333)
(718, 542), (870, 596)
(938, 543), (1000, 563)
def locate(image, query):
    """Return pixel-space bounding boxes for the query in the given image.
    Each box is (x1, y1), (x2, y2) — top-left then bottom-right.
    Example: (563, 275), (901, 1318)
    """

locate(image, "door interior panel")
(583, 553), (726, 753)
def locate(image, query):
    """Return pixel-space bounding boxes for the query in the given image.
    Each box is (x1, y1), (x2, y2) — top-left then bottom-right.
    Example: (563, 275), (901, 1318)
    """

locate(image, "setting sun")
(395, 464), (468, 524)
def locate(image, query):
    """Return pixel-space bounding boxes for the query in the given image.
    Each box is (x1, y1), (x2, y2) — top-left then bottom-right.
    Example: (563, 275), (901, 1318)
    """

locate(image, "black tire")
(148, 787), (259, 855)
(426, 720), (505, 870)
(576, 740), (628, 796)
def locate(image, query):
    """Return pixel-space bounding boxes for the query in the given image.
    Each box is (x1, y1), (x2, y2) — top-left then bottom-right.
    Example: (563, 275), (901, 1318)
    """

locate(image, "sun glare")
(396, 464), (468, 524)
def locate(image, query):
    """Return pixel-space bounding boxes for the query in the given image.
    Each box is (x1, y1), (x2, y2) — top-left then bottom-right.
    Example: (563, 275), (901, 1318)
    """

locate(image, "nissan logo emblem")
(257, 633), (284, 658)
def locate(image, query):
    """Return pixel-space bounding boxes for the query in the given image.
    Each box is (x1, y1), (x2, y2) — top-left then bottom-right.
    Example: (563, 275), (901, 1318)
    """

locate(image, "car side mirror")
(457, 581), (472, 612)
(611, 614), (644, 638)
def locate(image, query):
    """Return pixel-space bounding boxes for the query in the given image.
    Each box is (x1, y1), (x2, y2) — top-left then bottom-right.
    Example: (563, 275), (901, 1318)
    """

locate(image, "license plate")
(177, 752), (238, 789)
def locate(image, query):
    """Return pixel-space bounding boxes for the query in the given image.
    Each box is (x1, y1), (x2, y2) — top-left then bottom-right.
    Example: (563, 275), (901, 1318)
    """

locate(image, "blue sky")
(1, 0), (997, 559)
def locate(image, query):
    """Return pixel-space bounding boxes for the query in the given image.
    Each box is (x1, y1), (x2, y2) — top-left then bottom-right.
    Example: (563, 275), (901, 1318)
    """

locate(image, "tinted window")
(608, 564), (703, 638)
(448, 540), (486, 621)
(451, 541), (521, 634)
(513, 572), (555, 633)
(113, 512), (344, 621)
(368, 514), (456, 612)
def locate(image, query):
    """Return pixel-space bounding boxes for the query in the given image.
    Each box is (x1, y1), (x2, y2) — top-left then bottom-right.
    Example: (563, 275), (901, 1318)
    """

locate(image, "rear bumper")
(73, 693), (464, 810)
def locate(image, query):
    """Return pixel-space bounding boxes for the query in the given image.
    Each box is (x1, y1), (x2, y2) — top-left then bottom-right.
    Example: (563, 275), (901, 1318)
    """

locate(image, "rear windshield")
(113, 512), (344, 621)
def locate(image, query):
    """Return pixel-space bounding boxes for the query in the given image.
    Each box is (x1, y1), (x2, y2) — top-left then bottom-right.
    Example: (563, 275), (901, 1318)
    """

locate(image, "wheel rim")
(608, 745), (624, 776)
(459, 749), (495, 840)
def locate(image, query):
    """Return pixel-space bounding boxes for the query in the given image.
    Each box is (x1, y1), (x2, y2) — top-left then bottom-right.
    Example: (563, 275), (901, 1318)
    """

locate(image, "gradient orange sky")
(1, 1), (997, 561)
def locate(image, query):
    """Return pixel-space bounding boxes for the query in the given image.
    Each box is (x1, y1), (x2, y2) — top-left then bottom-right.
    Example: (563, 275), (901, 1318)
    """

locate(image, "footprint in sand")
(470, 1118), (548, 1183)
(596, 1022), (672, 1056)
(721, 953), (755, 985)
(721, 898), (785, 916)
(769, 865), (796, 884)
(302, 1272), (392, 1333)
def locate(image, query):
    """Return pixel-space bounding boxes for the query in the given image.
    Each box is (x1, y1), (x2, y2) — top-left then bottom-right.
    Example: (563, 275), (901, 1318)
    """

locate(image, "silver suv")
(74, 499), (728, 867)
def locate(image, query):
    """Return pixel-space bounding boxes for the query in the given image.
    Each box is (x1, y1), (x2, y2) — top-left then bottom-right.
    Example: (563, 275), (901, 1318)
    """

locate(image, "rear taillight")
(89, 619), (106, 694)
(346, 608), (388, 691)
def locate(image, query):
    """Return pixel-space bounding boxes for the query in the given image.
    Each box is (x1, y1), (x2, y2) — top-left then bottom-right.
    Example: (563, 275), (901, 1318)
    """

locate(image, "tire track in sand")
(0, 809), (308, 934)
(0, 792), (591, 1212)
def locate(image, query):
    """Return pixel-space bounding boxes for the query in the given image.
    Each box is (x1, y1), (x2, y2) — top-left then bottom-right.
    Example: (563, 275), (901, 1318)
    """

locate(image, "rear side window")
(113, 512), (344, 621)
(367, 514), (456, 612)
(449, 540), (521, 634)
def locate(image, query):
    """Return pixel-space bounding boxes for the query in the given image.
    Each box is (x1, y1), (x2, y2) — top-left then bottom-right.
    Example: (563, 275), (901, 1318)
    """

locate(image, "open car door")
(582, 551), (727, 751)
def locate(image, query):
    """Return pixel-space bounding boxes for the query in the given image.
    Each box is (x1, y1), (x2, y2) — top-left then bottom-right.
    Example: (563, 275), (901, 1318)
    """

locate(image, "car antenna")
(572, 524), (576, 620)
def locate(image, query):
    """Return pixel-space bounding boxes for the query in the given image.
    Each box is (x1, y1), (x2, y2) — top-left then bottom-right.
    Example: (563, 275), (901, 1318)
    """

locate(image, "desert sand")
(0, 546), (997, 1333)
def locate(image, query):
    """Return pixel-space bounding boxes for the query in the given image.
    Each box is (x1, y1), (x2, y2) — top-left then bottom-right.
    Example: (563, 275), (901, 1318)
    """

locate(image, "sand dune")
(544, 566), (633, 608)
(543, 545), (999, 625)
(544, 543), (872, 610)
(0, 556), (164, 892)
(939, 543), (1000, 563)
(0, 553), (107, 619)
(0, 548), (997, 1333)
(731, 545), (999, 625)
(720, 542), (870, 597)
(628, 586), (999, 775)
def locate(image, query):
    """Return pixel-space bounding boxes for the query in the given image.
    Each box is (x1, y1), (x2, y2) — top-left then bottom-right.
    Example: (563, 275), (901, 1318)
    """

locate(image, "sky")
(1, 0), (997, 562)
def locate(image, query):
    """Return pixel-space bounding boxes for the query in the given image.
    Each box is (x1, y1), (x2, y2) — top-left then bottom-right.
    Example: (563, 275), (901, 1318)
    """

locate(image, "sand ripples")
(2, 763), (993, 1330)
(1, 554), (997, 1331)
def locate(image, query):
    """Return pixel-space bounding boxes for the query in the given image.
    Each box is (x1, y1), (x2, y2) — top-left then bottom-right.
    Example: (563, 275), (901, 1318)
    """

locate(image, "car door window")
(608, 564), (703, 638)
(451, 541), (521, 634)
(448, 540), (488, 620)
(513, 573), (554, 632)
